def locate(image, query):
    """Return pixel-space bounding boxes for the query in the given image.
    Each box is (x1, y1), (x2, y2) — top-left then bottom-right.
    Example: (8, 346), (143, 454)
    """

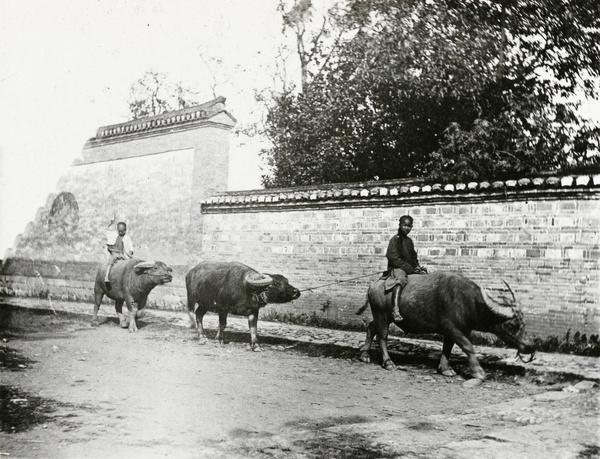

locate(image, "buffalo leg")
(115, 300), (129, 328)
(447, 327), (485, 379)
(438, 337), (457, 377)
(248, 311), (261, 352)
(92, 288), (104, 327)
(215, 312), (227, 345)
(358, 321), (377, 364)
(186, 300), (208, 343)
(375, 314), (396, 370)
(129, 302), (139, 333)
(194, 308), (208, 344)
(124, 295), (139, 333)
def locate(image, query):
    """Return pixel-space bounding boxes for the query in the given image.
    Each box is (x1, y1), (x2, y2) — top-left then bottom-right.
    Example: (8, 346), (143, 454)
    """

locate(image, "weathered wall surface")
(1, 99), (235, 307)
(13, 148), (196, 264)
(200, 177), (600, 339)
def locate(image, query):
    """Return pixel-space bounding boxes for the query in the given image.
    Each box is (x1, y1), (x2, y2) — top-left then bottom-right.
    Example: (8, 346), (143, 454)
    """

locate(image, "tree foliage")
(127, 71), (200, 120)
(260, 0), (600, 187)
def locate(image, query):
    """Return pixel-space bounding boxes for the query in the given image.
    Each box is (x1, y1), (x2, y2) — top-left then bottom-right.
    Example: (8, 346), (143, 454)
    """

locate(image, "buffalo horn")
(134, 261), (155, 269)
(502, 280), (517, 305)
(245, 273), (273, 287)
(483, 290), (514, 321)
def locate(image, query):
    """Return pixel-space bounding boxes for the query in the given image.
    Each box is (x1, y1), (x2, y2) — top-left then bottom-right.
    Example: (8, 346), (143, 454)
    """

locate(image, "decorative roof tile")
(561, 176), (574, 187)
(518, 178), (531, 186)
(91, 97), (235, 141)
(200, 172), (599, 211)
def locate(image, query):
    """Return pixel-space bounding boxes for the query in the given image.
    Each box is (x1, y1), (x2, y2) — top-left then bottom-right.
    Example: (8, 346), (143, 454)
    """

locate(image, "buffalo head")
(243, 272), (300, 303)
(264, 274), (301, 303)
(134, 261), (173, 285)
(487, 281), (535, 361)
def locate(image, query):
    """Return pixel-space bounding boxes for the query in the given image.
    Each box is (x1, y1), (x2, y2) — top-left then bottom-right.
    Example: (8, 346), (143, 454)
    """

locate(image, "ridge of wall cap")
(86, 96), (235, 145)
(202, 173), (599, 207)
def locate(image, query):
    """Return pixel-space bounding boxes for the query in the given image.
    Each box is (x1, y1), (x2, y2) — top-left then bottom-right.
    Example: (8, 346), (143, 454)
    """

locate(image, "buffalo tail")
(355, 298), (369, 315)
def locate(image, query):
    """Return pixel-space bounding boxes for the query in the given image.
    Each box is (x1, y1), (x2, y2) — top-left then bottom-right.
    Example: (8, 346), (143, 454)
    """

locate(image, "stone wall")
(200, 176), (600, 339)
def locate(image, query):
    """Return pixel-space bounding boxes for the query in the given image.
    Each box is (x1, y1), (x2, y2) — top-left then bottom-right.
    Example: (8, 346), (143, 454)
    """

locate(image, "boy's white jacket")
(105, 230), (134, 257)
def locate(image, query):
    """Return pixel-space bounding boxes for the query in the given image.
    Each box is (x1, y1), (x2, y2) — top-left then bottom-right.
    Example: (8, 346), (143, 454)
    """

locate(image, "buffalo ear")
(134, 261), (155, 274)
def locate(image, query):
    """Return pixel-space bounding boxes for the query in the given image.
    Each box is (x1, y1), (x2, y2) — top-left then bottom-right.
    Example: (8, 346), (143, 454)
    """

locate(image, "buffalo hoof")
(197, 336), (208, 345)
(438, 368), (457, 377)
(472, 369), (486, 380)
(119, 316), (129, 328)
(252, 344), (263, 352)
(383, 359), (396, 371)
(128, 323), (139, 333)
(91, 319), (99, 327)
(359, 353), (371, 364)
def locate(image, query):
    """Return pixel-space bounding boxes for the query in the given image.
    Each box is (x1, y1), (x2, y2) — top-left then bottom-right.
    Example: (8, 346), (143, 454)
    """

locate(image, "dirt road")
(1, 304), (598, 458)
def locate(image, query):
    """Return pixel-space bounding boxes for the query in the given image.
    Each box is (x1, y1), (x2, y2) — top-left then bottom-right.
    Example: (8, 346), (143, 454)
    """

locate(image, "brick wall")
(200, 178), (600, 339)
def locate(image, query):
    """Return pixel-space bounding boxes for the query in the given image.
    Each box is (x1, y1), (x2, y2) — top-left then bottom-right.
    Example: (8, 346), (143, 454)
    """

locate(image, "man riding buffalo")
(383, 215), (427, 328)
(104, 218), (134, 289)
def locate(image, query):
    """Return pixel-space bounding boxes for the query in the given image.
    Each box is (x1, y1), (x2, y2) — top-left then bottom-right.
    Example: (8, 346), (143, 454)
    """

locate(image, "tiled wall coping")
(75, 97), (236, 163)
(202, 174), (600, 213)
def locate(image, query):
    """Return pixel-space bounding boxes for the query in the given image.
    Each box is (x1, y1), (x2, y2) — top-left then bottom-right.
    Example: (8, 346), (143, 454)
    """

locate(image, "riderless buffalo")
(186, 261), (301, 351)
(356, 272), (535, 379)
(92, 259), (173, 332)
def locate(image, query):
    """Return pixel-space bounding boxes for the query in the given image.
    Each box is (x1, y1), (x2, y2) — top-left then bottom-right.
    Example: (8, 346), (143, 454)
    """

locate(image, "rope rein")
(298, 271), (382, 293)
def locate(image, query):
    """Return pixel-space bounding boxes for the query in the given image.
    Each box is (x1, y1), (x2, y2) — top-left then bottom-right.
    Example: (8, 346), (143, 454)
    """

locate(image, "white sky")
(1, 1), (599, 257)
(0, 0), (300, 256)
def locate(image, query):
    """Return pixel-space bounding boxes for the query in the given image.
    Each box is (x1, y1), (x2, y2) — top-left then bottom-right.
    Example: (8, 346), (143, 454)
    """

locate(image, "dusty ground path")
(1, 304), (598, 458)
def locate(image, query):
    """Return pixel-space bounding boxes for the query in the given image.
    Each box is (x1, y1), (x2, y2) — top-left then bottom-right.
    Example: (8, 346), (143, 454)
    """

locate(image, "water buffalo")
(92, 259), (173, 332)
(186, 261), (301, 351)
(356, 272), (535, 379)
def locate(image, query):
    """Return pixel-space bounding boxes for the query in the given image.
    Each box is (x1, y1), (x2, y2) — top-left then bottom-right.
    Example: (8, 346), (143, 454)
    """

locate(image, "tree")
(260, 0), (600, 187)
(278, 0), (340, 92)
(127, 71), (200, 120)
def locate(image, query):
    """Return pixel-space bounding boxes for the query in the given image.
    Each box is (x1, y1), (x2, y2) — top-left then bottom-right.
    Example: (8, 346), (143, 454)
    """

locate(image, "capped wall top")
(202, 173), (600, 212)
(87, 96), (236, 143)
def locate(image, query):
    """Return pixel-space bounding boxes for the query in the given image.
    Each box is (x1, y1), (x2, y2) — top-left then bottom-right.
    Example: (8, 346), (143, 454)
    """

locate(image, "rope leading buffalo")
(92, 259), (173, 332)
(356, 271), (535, 379)
(186, 261), (301, 351)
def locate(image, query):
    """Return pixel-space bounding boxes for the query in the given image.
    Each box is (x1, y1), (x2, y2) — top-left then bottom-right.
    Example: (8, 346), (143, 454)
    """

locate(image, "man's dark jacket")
(386, 233), (419, 274)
